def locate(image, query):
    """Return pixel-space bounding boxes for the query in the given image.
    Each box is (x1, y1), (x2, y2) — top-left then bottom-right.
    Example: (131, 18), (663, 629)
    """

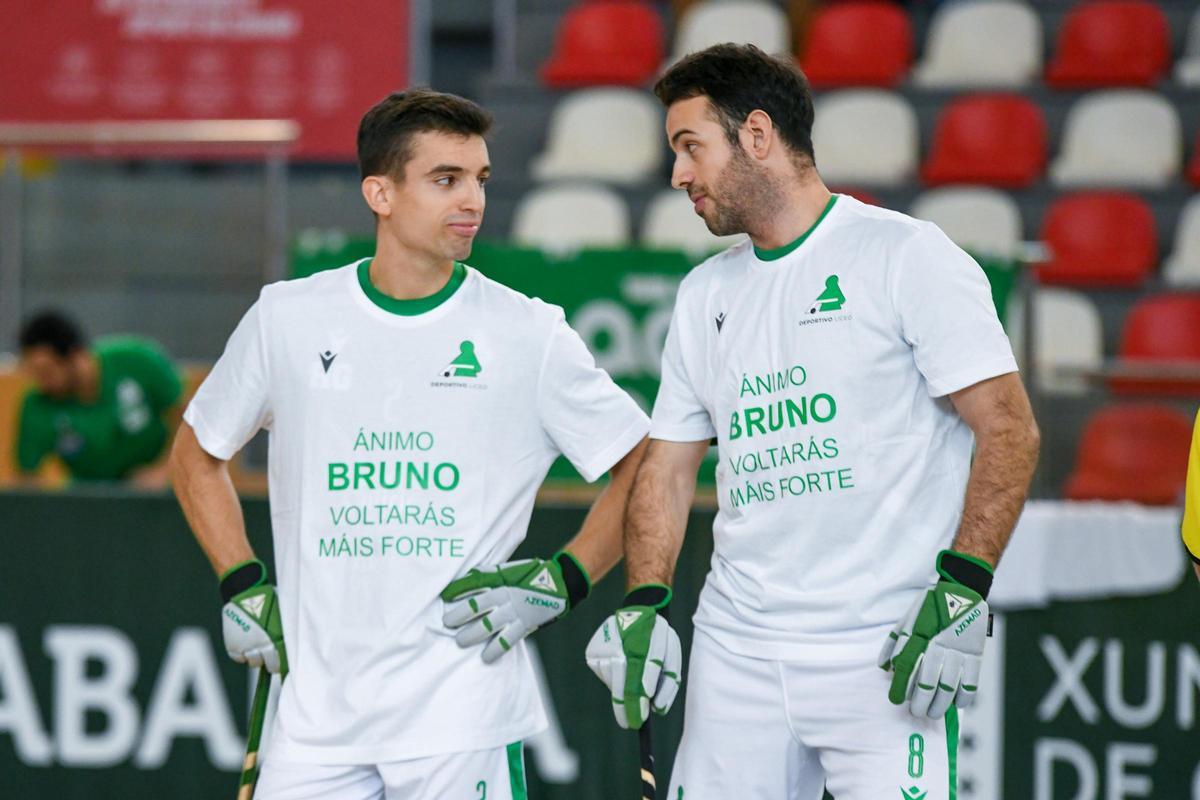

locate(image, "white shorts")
(256, 741), (527, 800)
(668, 630), (959, 800)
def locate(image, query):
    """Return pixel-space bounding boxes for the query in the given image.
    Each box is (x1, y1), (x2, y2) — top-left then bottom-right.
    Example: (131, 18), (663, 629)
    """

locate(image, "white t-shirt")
(185, 259), (648, 764)
(651, 195), (1018, 661)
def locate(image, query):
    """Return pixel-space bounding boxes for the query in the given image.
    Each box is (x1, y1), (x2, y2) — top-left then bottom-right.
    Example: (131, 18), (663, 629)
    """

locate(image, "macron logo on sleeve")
(320, 350), (337, 373)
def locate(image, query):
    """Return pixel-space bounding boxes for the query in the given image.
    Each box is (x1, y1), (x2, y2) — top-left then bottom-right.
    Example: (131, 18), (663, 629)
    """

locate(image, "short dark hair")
(19, 311), (87, 358)
(654, 43), (815, 163)
(357, 88), (493, 181)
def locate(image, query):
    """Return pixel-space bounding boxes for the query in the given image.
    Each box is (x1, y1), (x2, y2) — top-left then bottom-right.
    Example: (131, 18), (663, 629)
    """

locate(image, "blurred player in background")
(170, 88), (648, 799)
(15, 310), (182, 487)
(1181, 410), (1200, 581)
(586, 44), (1040, 799)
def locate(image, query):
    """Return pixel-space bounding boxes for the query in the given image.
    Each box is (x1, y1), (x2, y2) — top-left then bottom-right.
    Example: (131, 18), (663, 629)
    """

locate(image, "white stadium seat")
(510, 183), (631, 253)
(1174, 8), (1200, 86)
(670, 0), (791, 62)
(1163, 195), (1200, 285)
(911, 0), (1042, 88)
(641, 189), (747, 255)
(530, 89), (662, 185)
(811, 90), (918, 186)
(1007, 288), (1104, 395)
(909, 187), (1023, 259)
(1049, 90), (1182, 188)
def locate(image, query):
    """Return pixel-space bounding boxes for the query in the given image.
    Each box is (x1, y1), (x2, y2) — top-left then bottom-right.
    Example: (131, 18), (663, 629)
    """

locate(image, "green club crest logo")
(808, 275), (846, 313)
(443, 340), (481, 378)
(901, 786), (927, 800)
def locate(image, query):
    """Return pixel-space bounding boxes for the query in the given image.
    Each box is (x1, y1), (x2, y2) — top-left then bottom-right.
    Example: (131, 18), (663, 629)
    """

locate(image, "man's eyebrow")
(425, 164), (492, 176)
(670, 128), (698, 146)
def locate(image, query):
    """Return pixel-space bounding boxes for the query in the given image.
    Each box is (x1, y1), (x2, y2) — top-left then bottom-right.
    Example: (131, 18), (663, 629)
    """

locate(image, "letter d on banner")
(1034, 738), (1097, 800)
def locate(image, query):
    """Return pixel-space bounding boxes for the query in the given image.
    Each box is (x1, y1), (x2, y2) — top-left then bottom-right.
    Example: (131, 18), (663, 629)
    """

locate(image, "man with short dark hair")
(171, 89), (648, 798)
(15, 310), (182, 485)
(585, 44), (1040, 799)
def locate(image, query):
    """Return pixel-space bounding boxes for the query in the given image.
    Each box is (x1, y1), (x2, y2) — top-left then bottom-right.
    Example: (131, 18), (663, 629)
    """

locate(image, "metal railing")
(0, 119), (299, 348)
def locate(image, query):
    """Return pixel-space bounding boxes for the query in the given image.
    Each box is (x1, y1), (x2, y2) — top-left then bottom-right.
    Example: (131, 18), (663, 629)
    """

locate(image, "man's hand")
(442, 552), (591, 664)
(220, 559), (288, 677)
(586, 584), (682, 730)
(879, 550), (993, 718)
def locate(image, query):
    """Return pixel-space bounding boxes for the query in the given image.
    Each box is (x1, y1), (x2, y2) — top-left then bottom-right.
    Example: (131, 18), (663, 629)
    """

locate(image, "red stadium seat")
(1189, 130), (1200, 187)
(1035, 192), (1157, 287)
(1046, 0), (1170, 87)
(1064, 404), (1192, 505)
(920, 95), (1046, 188)
(799, 1), (913, 87)
(540, 1), (664, 88)
(1111, 294), (1200, 396)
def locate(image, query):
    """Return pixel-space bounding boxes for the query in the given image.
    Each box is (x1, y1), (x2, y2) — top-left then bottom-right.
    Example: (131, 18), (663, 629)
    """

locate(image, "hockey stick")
(639, 718), (657, 800)
(237, 667), (271, 800)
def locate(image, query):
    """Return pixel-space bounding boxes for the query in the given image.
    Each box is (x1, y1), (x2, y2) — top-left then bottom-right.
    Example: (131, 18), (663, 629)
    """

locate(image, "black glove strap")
(219, 558), (267, 603)
(938, 550), (994, 600)
(553, 551), (591, 610)
(623, 583), (672, 618)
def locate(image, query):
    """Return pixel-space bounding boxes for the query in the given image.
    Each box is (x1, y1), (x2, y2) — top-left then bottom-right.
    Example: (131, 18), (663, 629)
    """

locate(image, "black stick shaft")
(639, 719), (657, 800)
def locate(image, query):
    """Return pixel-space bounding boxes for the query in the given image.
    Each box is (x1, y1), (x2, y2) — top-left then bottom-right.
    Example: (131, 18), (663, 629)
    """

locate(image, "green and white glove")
(441, 552), (591, 664)
(586, 584), (682, 730)
(879, 549), (993, 719)
(220, 558), (289, 678)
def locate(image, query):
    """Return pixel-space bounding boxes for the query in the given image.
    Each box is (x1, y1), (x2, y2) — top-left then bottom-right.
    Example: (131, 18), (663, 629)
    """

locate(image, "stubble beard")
(701, 146), (786, 238)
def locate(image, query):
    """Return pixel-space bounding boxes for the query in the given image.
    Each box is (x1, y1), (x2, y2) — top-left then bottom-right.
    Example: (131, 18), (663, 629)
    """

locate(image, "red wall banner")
(0, 1), (411, 158)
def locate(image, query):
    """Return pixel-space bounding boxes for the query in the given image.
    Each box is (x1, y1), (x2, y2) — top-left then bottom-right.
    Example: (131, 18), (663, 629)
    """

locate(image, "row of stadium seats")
(510, 183), (742, 254)
(1014, 289), (1200, 396)
(509, 184), (1200, 287)
(530, 87), (1200, 189)
(541, 0), (1200, 90)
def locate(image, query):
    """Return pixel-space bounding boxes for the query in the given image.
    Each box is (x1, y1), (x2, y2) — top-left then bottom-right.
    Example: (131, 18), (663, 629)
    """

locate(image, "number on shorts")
(476, 780), (487, 799)
(907, 734), (925, 778)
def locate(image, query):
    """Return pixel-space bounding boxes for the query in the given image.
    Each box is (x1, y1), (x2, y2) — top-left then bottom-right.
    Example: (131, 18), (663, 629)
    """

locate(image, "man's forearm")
(624, 441), (703, 588)
(951, 422), (1039, 567)
(562, 437), (649, 583)
(169, 422), (254, 576)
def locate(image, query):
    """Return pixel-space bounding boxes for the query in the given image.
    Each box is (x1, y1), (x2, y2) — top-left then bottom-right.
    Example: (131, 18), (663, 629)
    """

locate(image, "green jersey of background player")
(15, 310), (182, 486)
(171, 89), (649, 799)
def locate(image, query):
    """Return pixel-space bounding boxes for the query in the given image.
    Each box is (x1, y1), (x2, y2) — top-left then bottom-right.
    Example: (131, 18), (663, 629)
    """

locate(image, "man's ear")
(741, 109), (775, 161)
(361, 175), (393, 217)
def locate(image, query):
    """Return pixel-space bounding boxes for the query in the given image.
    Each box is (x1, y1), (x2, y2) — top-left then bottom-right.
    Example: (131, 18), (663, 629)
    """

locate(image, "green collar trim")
(357, 259), (466, 316)
(753, 194), (839, 261)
